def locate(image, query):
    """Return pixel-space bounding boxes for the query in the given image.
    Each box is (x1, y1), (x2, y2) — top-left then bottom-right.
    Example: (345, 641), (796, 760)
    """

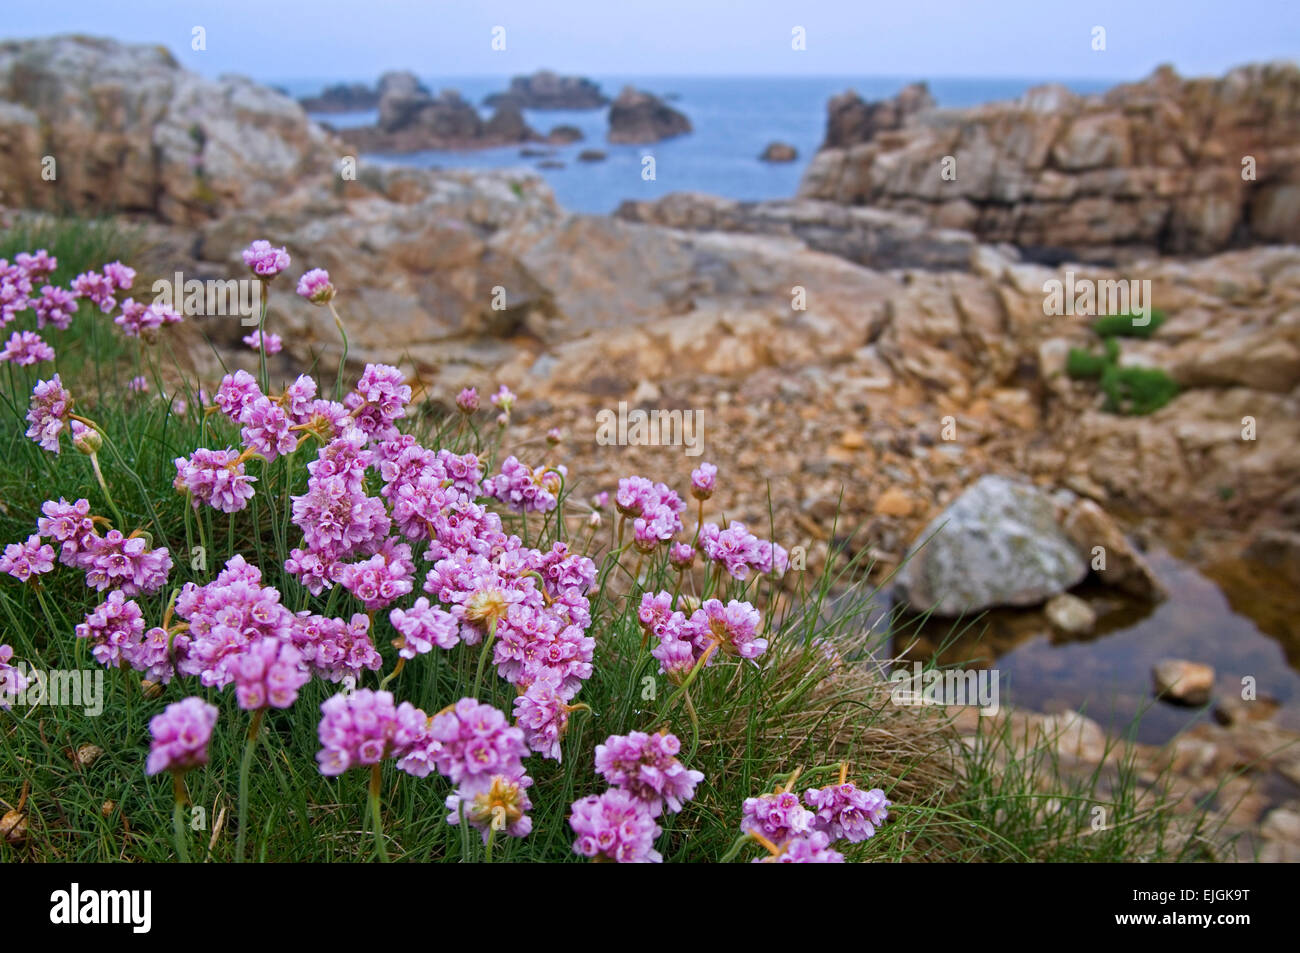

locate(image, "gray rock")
(894, 475), (1088, 615)
(607, 86), (691, 144)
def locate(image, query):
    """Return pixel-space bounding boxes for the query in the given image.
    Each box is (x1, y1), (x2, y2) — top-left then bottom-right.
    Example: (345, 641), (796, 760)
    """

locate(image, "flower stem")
(172, 772), (190, 863)
(235, 708), (265, 863)
(329, 300), (349, 402)
(88, 451), (126, 529)
(485, 824), (496, 864)
(378, 656), (405, 691)
(368, 763), (389, 863)
(472, 618), (498, 699)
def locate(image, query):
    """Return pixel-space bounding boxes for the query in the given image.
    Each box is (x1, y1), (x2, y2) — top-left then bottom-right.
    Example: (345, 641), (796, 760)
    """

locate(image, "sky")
(6, 0), (1298, 82)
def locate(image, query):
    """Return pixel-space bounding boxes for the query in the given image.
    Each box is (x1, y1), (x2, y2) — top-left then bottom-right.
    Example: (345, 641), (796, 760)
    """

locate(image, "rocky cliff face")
(0, 35), (338, 224)
(800, 64), (1300, 259)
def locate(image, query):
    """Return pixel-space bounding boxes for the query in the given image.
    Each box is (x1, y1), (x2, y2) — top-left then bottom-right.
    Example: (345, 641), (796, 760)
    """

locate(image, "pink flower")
(389, 597), (459, 657)
(75, 591), (147, 668)
(291, 612), (382, 683)
(0, 534), (56, 581)
(102, 261), (135, 292)
(214, 370), (263, 421)
(690, 462), (717, 500)
(594, 731), (703, 817)
(231, 635), (309, 710)
(0, 644), (28, 707)
(15, 250), (56, 278)
(489, 385), (516, 413)
(78, 530), (172, 597)
(173, 447), (257, 513)
(127, 375), (148, 393)
(71, 271), (115, 312)
(25, 374), (72, 453)
(758, 831), (845, 863)
(334, 546), (415, 611)
(686, 598), (767, 661)
(316, 688), (432, 776)
(32, 285), (77, 330)
(0, 330), (55, 366)
(240, 395), (298, 460)
(37, 497), (96, 564)
(455, 387), (478, 413)
(146, 697), (219, 776)
(428, 697), (528, 786)
(569, 789), (662, 863)
(242, 329), (283, 354)
(296, 268), (335, 304)
(803, 783), (891, 842)
(741, 791), (814, 846)
(242, 240), (290, 278)
(512, 671), (571, 761)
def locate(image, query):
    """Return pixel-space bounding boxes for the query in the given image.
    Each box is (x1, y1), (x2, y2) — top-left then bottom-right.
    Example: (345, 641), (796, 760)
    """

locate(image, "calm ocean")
(281, 75), (1119, 214)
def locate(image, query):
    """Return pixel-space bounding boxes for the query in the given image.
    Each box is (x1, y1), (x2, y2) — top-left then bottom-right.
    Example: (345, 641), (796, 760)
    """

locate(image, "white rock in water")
(1044, 593), (1096, 635)
(894, 475), (1087, 615)
(1152, 659), (1215, 706)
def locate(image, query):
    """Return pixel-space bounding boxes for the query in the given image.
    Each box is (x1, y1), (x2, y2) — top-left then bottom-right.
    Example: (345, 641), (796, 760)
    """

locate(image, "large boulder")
(346, 76), (539, 151)
(800, 62), (1300, 257)
(299, 82), (379, 113)
(894, 476), (1088, 615)
(485, 71), (608, 110)
(607, 87), (691, 143)
(0, 35), (338, 224)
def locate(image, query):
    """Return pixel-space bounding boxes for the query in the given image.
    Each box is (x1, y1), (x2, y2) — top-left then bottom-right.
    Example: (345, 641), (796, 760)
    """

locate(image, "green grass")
(0, 217), (1227, 862)
(1094, 309), (1166, 339)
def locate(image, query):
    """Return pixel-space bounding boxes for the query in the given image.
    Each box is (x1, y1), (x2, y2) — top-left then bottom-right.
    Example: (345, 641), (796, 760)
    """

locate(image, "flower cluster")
(146, 697), (219, 776)
(637, 591), (767, 680)
(316, 688), (433, 776)
(741, 771), (892, 862)
(0, 644), (28, 707)
(429, 698), (536, 843)
(615, 475), (686, 550)
(483, 455), (564, 513)
(698, 521), (789, 579)
(23, 497), (173, 596)
(568, 732), (701, 862)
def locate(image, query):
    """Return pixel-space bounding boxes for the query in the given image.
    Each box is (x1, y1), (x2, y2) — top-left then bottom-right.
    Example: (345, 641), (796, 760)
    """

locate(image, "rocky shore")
(1, 35), (1297, 859)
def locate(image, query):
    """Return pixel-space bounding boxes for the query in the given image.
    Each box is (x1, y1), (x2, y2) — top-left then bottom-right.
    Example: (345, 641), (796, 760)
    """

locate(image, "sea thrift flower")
(669, 542), (695, 570)
(741, 791), (814, 846)
(0, 644), (28, 706)
(345, 363), (411, 443)
(75, 591), (146, 667)
(146, 697), (219, 776)
(71, 270), (115, 312)
(1, 330), (55, 365)
(25, 374), (72, 453)
(242, 329), (282, 354)
(690, 462), (717, 500)
(614, 476), (685, 542)
(546, 427), (562, 445)
(32, 285), (77, 330)
(231, 636), (309, 710)
(389, 597), (459, 656)
(315, 689), (432, 776)
(174, 448), (257, 513)
(127, 375), (148, 393)
(102, 261), (135, 292)
(428, 698), (528, 786)
(79, 530), (173, 596)
(125, 625), (186, 684)
(291, 612), (382, 682)
(686, 598), (767, 661)
(242, 240), (290, 278)
(446, 772), (534, 842)
(15, 250), (56, 278)
(483, 456), (564, 513)
(0, 534), (56, 581)
(455, 387), (478, 413)
(214, 370), (263, 421)
(759, 831), (845, 863)
(698, 521), (788, 579)
(296, 268), (335, 304)
(804, 783), (891, 842)
(37, 497), (96, 564)
(490, 385), (516, 413)
(569, 789), (662, 863)
(334, 548), (415, 611)
(594, 731), (703, 817)
(70, 420), (102, 455)
(240, 395), (298, 460)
